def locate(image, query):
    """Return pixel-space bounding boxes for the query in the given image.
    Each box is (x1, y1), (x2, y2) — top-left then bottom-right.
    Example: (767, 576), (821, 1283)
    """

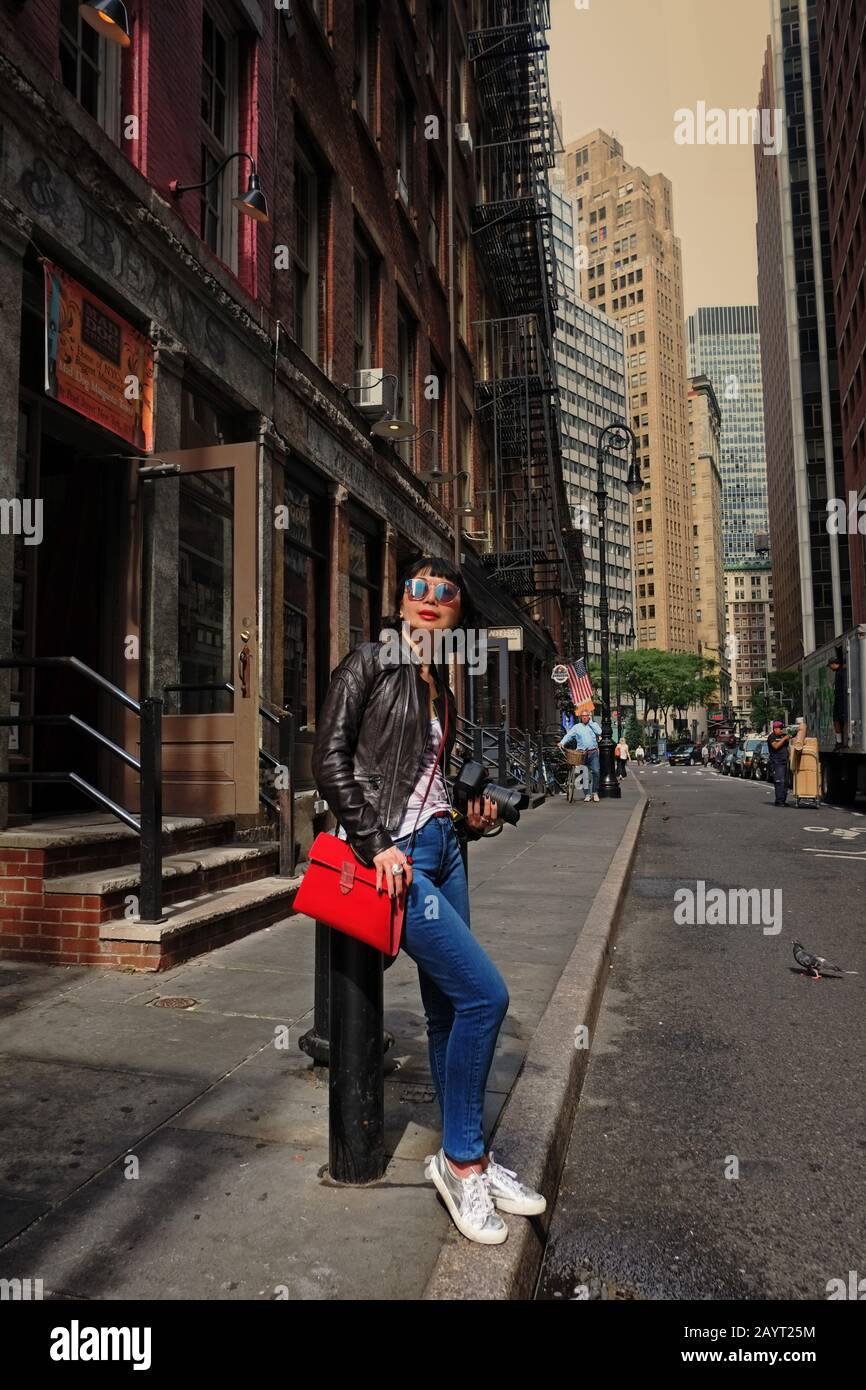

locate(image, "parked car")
(753, 741), (771, 782)
(722, 746), (745, 776)
(741, 736), (765, 779)
(669, 743), (696, 766)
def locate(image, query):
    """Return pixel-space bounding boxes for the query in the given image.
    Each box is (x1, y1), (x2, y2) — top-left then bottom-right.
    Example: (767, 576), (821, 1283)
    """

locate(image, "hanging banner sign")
(43, 260), (154, 451)
(551, 664), (569, 684)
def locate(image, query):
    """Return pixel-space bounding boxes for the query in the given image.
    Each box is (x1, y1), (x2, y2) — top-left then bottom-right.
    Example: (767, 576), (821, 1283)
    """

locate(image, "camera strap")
(404, 692), (449, 864)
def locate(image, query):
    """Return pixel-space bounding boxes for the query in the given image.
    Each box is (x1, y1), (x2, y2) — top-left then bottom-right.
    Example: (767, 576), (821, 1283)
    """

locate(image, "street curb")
(421, 779), (649, 1301)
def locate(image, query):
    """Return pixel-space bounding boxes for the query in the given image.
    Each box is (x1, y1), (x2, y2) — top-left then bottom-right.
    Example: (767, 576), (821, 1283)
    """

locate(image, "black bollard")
(328, 930), (385, 1183)
(298, 921), (331, 1065)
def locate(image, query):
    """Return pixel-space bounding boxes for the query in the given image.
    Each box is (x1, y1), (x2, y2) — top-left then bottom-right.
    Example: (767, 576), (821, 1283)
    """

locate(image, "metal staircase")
(468, 0), (582, 627)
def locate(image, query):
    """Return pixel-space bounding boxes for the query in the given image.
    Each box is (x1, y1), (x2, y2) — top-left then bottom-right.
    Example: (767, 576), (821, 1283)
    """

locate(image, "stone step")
(0, 813), (241, 879)
(45, 841), (280, 899)
(98, 874), (304, 970)
(0, 812), (234, 850)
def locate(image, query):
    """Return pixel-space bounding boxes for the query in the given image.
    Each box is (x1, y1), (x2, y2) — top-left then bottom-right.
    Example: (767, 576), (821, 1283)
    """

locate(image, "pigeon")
(792, 940), (843, 980)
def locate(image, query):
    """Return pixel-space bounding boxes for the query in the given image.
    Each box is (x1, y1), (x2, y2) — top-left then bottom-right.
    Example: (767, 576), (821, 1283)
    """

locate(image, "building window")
(429, 353), (446, 472)
(460, 403), (473, 502)
(353, 0), (373, 126)
(353, 235), (377, 377)
(455, 222), (468, 339)
(59, 0), (121, 138)
(428, 156), (443, 273)
(426, 0), (444, 90)
(293, 150), (319, 361)
(349, 516), (382, 648)
(395, 72), (414, 206)
(200, 5), (239, 266)
(452, 34), (466, 122)
(396, 298), (416, 432)
(282, 476), (329, 730)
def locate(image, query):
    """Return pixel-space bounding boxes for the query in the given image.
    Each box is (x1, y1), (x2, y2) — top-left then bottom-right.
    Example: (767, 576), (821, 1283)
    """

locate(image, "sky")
(548, 0), (775, 316)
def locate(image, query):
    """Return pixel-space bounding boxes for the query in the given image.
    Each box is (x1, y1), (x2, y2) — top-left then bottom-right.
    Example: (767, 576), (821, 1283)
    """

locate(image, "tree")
(750, 668), (801, 732)
(622, 715), (644, 749)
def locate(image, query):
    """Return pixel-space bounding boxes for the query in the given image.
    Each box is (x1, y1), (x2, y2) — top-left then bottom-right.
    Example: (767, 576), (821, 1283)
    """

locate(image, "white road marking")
(803, 847), (866, 860)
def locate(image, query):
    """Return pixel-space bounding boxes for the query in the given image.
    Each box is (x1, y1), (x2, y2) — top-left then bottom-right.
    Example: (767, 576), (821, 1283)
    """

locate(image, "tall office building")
(817, 0), (866, 624)
(562, 130), (696, 654)
(551, 187), (631, 659)
(686, 306), (770, 567)
(724, 566), (777, 719)
(755, 1), (851, 669)
(687, 376), (730, 703)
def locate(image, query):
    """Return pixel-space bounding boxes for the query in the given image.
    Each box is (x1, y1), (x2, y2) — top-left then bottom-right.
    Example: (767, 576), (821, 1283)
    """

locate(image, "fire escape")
(469, 0), (582, 638)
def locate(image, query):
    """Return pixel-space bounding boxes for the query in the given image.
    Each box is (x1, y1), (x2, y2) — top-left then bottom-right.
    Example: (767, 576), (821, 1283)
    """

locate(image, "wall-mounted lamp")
(169, 152), (269, 224)
(370, 413), (417, 441)
(80, 0), (132, 47)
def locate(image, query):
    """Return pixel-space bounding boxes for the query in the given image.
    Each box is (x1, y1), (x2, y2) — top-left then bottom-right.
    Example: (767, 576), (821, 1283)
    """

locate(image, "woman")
(312, 556), (545, 1245)
(614, 738), (630, 779)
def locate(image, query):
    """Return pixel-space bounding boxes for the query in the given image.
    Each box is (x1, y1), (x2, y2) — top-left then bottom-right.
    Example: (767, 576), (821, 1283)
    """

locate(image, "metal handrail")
(0, 771), (140, 832)
(0, 657), (163, 922)
(0, 713), (140, 771)
(0, 655), (141, 713)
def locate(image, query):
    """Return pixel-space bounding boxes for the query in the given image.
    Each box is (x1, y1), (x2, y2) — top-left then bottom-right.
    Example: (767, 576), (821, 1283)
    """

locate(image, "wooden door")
(126, 441), (259, 817)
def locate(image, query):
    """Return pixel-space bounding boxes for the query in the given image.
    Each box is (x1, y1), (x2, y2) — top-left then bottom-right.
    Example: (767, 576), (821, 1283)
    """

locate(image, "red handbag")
(293, 693), (449, 956)
(292, 831), (406, 954)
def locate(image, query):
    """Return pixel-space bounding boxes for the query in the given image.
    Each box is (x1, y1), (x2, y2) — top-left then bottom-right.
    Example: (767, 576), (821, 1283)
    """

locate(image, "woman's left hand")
(465, 794), (498, 832)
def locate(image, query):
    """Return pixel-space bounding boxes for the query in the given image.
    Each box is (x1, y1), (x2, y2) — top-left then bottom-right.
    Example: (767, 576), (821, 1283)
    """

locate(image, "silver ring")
(391, 863), (405, 876)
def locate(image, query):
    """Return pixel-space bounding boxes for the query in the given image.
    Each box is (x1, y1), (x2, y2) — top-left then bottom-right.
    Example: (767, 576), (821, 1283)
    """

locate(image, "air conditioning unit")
(455, 123), (473, 156)
(353, 369), (396, 421)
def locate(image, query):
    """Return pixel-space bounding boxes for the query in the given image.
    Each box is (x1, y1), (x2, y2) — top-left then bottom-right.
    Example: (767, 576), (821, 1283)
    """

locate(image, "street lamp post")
(596, 425), (642, 798)
(611, 605), (634, 740)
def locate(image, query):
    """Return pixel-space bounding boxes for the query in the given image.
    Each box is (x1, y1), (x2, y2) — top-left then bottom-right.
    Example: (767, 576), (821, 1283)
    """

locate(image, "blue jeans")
(771, 758), (788, 804)
(585, 749), (600, 795)
(392, 815), (509, 1164)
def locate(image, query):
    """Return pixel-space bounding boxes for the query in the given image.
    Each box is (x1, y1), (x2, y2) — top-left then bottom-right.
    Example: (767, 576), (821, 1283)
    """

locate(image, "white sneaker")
(583, 794), (592, 803)
(592, 793), (600, 802)
(424, 1150), (508, 1245)
(483, 1151), (547, 1216)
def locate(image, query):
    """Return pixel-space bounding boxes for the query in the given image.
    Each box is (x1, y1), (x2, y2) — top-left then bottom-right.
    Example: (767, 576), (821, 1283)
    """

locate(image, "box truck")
(801, 625), (866, 804)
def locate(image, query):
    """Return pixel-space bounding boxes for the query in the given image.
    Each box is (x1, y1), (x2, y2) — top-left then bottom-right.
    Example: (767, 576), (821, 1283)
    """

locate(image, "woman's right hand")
(373, 845), (413, 899)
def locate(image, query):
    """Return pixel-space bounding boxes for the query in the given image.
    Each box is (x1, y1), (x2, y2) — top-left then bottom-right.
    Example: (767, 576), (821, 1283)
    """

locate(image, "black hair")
(383, 553), (477, 631)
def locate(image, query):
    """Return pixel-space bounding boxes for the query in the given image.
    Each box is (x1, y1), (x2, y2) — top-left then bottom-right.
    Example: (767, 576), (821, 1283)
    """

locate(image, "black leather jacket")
(311, 632), (479, 866)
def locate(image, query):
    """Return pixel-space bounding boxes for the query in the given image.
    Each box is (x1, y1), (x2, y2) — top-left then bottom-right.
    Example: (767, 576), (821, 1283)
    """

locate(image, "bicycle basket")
(563, 748), (586, 766)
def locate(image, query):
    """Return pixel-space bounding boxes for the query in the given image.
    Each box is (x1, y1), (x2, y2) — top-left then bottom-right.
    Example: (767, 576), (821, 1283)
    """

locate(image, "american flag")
(566, 658), (594, 714)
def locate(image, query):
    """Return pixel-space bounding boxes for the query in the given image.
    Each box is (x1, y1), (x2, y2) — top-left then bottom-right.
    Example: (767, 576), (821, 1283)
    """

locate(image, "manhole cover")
(151, 996), (198, 1009)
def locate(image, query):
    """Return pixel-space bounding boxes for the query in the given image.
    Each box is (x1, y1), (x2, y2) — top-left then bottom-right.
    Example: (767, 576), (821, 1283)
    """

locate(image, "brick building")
(817, 0), (866, 623)
(0, 0), (572, 967)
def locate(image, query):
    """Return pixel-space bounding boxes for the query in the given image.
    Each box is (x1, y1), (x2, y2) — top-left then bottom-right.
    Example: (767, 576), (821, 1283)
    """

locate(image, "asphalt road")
(536, 763), (866, 1301)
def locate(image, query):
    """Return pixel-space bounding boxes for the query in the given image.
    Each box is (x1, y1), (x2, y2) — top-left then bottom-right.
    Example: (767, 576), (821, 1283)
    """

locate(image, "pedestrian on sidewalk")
(701, 744), (710, 766)
(312, 554), (545, 1247)
(559, 708), (601, 802)
(614, 737), (630, 779)
(634, 744), (645, 767)
(766, 719), (791, 806)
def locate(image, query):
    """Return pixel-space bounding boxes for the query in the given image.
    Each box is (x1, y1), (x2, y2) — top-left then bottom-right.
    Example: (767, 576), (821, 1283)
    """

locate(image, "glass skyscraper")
(551, 184), (631, 659)
(686, 306), (770, 567)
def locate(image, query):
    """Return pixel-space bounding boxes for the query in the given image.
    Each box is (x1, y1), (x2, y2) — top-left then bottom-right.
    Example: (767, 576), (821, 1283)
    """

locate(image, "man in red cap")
(766, 719), (791, 806)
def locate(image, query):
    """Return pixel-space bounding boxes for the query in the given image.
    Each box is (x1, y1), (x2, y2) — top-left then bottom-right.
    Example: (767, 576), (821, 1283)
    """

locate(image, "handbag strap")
(404, 689), (450, 861)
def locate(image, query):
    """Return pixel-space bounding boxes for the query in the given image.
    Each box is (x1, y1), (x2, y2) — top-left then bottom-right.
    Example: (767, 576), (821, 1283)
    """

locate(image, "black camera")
(452, 759), (528, 827)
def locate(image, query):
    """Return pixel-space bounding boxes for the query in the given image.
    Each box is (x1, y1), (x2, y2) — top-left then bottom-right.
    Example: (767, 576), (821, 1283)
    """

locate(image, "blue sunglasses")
(404, 577), (460, 605)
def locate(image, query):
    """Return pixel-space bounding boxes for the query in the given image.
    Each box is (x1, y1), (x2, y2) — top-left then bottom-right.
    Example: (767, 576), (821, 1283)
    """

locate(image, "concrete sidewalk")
(0, 783), (642, 1301)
